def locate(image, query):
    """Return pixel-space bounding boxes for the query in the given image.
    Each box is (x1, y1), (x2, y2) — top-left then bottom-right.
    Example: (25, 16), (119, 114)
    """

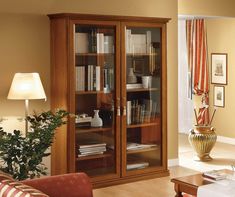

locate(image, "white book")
(203, 170), (227, 180)
(79, 147), (106, 153)
(104, 35), (114, 53)
(132, 34), (147, 53)
(88, 65), (90, 91)
(78, 152), (104, 157)
(75, 67), (78, 91)
(100, 33), (104, 53)
(127, 162), (149, 170)
(75, 33), (89, 53)
(146, 31), (152, 53)
(127, 101), (132, 125)
(79, 143), (106, 149)
(97, 33), (100, 53)
(126, 83), (143, 89)
(81, 66), (85, 91)
(126, 29), (132, 53)
(96, 66), (101, 91)
(90, 65), (93, 91)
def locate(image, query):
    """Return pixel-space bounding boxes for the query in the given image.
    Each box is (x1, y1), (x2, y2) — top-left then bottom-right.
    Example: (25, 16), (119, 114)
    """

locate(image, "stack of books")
(126, 142), (157, 152)
(202, 170), (227, 181)
(78, 142), (107, 157)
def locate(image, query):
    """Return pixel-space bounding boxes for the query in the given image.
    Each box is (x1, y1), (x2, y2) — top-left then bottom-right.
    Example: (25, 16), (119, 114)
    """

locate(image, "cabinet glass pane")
(125, 27), (162, 171)
(74, 24), (116, 177)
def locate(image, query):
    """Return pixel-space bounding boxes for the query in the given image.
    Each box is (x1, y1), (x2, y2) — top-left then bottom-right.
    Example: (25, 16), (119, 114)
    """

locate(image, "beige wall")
(0, 0), (178, 170)
(0, 14), (50, 116)
(207, 18), (235, 137)
(179, 0), (235, 17)
(178, 0), (235, 139)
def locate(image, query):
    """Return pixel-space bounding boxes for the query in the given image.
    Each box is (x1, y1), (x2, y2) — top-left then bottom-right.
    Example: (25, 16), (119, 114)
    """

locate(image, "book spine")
(127, 101), (132, 125)
(90, 65), (93, 91)
(96, 66), (100, 91)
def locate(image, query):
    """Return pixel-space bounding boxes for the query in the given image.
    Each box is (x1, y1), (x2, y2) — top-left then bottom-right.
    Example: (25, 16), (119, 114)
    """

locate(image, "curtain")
(186, 19), (209, 125)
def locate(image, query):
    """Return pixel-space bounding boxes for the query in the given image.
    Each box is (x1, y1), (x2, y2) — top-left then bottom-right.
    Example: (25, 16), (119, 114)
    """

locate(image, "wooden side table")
(171, 169), (232, 197)
(171, 173), (212, 197)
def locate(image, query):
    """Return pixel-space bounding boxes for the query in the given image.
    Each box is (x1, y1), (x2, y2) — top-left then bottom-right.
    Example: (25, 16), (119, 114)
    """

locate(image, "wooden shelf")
(75, 53), (114, 56)
(76, 90), (104, 95)
(127, 122), (159, 129)
(127, 87), (159, 93)
(127, 53), (157, 56)
(76, 151), (113, 161)
(127, 146), (159, 154)
(79, 167), (115, 177)
(76, 127), (113, 133)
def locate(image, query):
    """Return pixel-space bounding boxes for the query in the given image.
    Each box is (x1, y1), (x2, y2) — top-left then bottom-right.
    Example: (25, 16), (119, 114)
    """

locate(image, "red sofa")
(21, 172), (93, 197)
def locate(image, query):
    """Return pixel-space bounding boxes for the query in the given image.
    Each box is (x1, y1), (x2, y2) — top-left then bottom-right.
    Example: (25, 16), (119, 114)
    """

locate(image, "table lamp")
(7, 73), (46, 134)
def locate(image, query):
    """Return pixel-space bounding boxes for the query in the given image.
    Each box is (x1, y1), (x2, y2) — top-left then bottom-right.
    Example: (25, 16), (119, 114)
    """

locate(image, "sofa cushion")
(0, 173), (48, 197)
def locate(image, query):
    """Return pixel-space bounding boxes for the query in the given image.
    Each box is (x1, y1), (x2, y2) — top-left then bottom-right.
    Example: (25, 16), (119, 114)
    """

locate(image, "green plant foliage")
(0, 109), (68, 181)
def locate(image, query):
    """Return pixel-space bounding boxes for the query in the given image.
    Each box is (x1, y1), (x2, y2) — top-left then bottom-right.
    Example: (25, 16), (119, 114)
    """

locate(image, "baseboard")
(179, 131), (189, 134)
(168, 158), (179, 167)
(217, 135), (235, 145)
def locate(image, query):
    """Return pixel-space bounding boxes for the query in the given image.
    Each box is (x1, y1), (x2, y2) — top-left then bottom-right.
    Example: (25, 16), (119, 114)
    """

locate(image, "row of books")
(75, 31), (114, 54)
(77, 143), (107, 157)
(126, 99), (158, 125)
(126, 29), (152, 54)
(75, 65), (100, 91)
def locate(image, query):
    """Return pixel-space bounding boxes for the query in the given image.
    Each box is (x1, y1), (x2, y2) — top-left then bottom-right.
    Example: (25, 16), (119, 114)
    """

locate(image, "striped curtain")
(186, 19), (209, 125)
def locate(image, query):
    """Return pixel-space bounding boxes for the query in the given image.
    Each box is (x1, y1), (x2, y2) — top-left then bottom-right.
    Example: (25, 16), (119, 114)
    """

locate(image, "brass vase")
(188, 125), (217, 161)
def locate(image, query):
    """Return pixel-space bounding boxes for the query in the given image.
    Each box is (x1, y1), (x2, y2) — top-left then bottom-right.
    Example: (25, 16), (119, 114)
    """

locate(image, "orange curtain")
(186, 19), (209, 125)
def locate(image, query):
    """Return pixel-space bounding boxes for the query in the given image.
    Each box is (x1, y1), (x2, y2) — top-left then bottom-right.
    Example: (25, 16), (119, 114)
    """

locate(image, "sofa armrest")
(21, 172), (93, 197)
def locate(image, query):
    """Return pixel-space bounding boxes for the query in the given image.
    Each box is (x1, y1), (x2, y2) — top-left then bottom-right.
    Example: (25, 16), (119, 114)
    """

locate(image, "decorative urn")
(188, 125), (217, 161)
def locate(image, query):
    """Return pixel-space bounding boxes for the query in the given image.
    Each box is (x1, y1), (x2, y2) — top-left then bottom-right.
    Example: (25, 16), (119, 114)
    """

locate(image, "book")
(126, 83), (143, 89)
(78, 151), (104, 157)
(79, 143), (106, 149)
(127, 162), (149, 170)
(75, 33), (89, 53)
(202, 170), (227, 180)
(131, 34), (147, 53)
(127, 101), (132, 125)
(104, 35), (114, 53)
(126, 142), (157, 151)
(96, 66), (100, 91)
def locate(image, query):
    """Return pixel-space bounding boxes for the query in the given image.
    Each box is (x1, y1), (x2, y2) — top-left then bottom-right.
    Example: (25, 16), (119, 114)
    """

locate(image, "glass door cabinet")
(48, 13), (169, 187)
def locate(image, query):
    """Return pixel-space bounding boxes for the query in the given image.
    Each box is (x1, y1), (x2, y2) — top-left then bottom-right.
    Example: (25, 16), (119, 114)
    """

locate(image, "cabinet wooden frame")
(48, 13), (170, 188)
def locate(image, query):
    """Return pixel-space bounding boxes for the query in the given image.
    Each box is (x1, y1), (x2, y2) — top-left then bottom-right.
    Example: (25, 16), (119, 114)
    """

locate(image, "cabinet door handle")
(117, 98), (120, 116)
(123, 106), (126, 116)
(117, 107), (121, 116)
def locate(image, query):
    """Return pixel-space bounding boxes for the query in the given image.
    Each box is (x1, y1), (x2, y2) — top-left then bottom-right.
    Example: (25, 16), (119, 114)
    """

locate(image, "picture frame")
(211, 53), (227, 85)
(214, 86), (225, 107)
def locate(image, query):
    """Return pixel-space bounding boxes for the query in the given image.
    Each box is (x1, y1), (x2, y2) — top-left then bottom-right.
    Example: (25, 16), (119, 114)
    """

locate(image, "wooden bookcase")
(48, 13), (170, 188)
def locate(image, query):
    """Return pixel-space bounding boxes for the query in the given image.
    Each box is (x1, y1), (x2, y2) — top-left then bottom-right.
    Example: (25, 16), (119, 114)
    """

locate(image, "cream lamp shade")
(7, 73), (46, 100)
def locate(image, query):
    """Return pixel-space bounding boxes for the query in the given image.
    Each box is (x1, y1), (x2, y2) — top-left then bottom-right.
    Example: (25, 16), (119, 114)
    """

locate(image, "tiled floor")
(93, 133), (235, 197)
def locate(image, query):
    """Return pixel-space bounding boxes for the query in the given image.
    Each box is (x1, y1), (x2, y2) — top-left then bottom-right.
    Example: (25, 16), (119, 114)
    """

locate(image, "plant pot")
(188, 125), (217, 161)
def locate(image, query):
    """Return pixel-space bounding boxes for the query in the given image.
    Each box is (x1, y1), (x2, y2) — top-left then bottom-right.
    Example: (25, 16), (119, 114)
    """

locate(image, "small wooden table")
(171, 169), (232, 197)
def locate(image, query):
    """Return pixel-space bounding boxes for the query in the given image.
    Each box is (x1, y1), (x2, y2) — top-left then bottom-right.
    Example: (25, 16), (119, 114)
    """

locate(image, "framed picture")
(211, 53), (227, 84)
(214, 86), (225, 107)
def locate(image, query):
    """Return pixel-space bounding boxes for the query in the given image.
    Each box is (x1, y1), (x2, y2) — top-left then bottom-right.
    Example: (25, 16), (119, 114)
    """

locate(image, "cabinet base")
(92, 169), (170, 188)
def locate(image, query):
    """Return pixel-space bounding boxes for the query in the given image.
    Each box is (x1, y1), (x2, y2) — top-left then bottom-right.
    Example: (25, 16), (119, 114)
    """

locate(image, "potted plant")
(0, 109), (68, 180)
